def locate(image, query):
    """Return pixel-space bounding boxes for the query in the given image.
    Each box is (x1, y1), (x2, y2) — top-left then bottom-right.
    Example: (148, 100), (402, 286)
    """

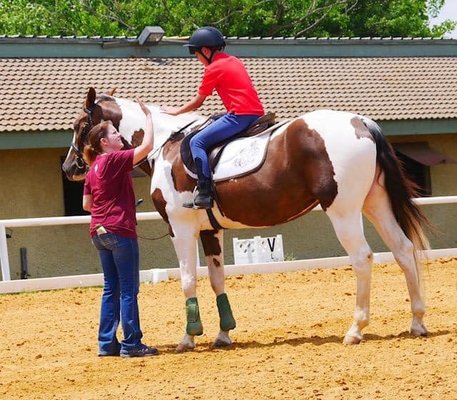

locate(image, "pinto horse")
(63, 87), (430, 351)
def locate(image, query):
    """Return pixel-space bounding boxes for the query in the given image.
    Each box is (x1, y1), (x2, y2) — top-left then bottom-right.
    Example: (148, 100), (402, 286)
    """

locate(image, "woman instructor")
(82, 98), (158, 357)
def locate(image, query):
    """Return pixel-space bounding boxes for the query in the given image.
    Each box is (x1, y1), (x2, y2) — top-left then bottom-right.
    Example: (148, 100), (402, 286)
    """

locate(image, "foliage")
(0, 0), (455, 38)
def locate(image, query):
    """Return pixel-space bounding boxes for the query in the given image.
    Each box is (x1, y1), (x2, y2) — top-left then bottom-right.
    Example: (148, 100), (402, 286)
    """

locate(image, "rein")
(71, 143), (88, 170)
(72, 104), (98, 170)
(148, 118), (200, 163)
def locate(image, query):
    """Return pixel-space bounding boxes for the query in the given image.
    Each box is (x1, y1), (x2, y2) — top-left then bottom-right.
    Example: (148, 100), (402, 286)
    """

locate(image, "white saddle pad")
(183, 120), (290, 182)
(212, 132), (271, 182)
(183, 132), (270, 182)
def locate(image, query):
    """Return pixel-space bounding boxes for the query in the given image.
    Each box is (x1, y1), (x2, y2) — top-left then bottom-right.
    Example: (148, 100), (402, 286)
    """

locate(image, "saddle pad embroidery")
(212, 133), (270, 181)
(182, 132), (270, 182)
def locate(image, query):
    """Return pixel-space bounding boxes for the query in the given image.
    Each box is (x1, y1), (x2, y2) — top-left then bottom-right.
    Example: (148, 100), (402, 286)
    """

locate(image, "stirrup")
(193, 195), (213, 209)
(182, 187), (213, 209)
(183, 187), (198, 209)
(183, 201), (196, 209)
(183, 196), (214, 209)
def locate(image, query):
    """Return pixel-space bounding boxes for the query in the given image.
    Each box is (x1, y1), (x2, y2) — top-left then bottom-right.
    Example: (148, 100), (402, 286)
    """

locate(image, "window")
(394, 151), (431, 196)
(60, 156), (149, 216)
(61, 161), (88, 216)
(392, 142), (456, 197)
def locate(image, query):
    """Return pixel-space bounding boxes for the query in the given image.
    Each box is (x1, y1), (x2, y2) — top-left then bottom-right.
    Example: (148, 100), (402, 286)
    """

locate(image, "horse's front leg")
(200, 230), (236, 348)
(170, 222), (203, 353)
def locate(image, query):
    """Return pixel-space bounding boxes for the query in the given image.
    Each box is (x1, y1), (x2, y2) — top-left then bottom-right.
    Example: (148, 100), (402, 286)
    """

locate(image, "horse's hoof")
(213, 338), (233, 348)
(175, 334), (196, 353)
(343, 334), (363, 345)
(175, 342), (196, 353)
(212, 331), (233, 348)
(410, 323), (428, 337)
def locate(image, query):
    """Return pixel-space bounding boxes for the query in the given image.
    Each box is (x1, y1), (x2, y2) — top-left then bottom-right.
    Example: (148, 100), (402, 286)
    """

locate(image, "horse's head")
(62, 87), (206, 181)
(62, 87), (122, 181)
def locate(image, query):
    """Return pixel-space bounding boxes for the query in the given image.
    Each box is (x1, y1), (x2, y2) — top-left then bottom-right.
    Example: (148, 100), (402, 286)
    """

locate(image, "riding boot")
(183, 159), (214, 209)
(183, 178), (214, 209)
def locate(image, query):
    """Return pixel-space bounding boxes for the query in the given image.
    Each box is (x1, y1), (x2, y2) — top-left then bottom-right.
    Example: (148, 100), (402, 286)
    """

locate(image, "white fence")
(1, 196), (457, 294)
(0, 212), (162, 282)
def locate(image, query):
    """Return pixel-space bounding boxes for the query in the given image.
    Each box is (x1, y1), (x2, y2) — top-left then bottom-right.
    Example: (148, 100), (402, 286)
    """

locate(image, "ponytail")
(83, 121), (113, 166)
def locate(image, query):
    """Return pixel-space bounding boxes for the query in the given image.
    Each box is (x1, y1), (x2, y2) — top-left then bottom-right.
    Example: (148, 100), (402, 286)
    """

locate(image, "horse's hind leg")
(326, 210), (374, 344)
(363, 177), (427, 337)
(200, 230), (236, 348)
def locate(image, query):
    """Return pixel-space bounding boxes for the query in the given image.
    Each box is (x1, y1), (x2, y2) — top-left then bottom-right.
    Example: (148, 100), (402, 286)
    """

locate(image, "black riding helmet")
(184, 26), (226, 63)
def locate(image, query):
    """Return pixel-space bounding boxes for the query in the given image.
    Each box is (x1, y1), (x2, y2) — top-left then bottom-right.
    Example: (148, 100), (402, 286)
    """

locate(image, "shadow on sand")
(157, 329), (450, 355)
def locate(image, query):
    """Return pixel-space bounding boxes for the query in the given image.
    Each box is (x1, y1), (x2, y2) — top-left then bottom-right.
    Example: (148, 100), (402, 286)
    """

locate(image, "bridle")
(72, 103), (97, 170)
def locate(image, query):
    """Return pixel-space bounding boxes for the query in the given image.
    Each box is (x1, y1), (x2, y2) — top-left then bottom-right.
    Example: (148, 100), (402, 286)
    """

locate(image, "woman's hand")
(136, 97), (151, 115)
(133, 96), (154, 165)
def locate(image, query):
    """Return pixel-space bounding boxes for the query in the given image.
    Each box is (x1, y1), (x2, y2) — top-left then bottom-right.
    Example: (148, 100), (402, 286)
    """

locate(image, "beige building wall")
(1, 136), (456, 280)
(0, 148), (176, 280)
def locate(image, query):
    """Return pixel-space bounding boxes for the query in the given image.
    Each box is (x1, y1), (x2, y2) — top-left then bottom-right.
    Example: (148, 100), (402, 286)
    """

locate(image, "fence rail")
(1, 196), (457, 290)
(0, 212), (162, 281)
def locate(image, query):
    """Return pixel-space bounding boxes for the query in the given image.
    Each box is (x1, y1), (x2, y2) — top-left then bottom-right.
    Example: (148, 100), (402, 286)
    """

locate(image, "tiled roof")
(1, 56), (456, 132)
(0, 34), (451, 41)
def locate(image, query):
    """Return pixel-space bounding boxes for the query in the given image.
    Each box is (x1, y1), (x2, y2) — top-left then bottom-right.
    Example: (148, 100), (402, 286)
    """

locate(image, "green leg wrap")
(186, 297), (203, 336)
(217, 293), (236, 331)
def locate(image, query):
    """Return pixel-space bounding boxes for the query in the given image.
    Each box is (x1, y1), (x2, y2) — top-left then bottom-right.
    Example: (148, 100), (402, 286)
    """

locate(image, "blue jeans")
(92, 233), (142, 354)
(190, 113), (260, 178)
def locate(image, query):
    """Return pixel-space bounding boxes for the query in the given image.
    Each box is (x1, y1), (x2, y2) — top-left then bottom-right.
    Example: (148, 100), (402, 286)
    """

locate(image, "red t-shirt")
(198, 53), (264, 116)
(83, 149), (137, 239)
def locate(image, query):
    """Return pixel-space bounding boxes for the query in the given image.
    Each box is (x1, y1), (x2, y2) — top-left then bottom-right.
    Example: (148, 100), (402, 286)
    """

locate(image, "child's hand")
(160, 105), (179, 116)
(136, 97), (151, 115)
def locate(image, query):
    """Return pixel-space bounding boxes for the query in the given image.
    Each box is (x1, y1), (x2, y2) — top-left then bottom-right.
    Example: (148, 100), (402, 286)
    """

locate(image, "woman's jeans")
(190, 113), (260, 178)
(92, 233), (142, 354)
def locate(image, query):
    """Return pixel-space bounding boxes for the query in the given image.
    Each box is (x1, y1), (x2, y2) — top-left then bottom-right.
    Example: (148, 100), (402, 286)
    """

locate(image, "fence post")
(0, 223), (11, 281)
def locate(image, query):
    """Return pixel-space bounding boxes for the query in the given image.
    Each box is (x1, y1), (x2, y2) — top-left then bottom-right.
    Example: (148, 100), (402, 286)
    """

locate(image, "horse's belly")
(216, 207), (319, 229)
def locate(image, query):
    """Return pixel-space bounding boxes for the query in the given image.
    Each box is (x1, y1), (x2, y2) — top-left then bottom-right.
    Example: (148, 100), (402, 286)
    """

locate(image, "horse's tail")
(361, 117), (431, 253)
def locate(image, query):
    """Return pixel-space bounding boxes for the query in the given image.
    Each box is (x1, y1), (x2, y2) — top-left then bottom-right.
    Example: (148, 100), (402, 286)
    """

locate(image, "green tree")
(0, 0), (454, 38)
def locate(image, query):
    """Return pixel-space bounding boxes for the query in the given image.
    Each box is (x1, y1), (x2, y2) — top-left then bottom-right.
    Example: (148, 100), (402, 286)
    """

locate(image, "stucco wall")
(0, 148), (176, 280)
(1, 137), (456, 280)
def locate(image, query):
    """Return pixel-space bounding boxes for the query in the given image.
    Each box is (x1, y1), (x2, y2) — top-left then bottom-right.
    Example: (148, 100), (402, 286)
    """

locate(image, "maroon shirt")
(83, 149), (137, 239)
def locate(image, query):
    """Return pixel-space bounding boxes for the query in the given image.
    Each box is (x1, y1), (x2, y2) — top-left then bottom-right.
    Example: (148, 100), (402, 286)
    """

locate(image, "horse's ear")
(85, 87), (96, 108)
(107, 87), (117, 96)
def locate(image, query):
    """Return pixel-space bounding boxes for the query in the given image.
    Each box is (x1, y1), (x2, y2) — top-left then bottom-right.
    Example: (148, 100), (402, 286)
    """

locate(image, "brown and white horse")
(63, 87), (430, 351)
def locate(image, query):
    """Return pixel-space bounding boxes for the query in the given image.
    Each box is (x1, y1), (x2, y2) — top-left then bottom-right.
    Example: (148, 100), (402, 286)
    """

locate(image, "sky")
(429, 0), (457, 38)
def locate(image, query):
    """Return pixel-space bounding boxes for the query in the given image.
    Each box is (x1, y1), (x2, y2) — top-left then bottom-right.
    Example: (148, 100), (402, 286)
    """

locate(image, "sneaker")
(98, 350), (120, 357)
(98, 346), (121, 357)
(120, 344), (159, 358)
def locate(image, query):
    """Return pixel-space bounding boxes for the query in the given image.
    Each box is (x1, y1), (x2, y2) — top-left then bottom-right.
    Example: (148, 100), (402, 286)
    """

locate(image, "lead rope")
(137, 232), (169, 241)
(135, 199), (169, 241)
